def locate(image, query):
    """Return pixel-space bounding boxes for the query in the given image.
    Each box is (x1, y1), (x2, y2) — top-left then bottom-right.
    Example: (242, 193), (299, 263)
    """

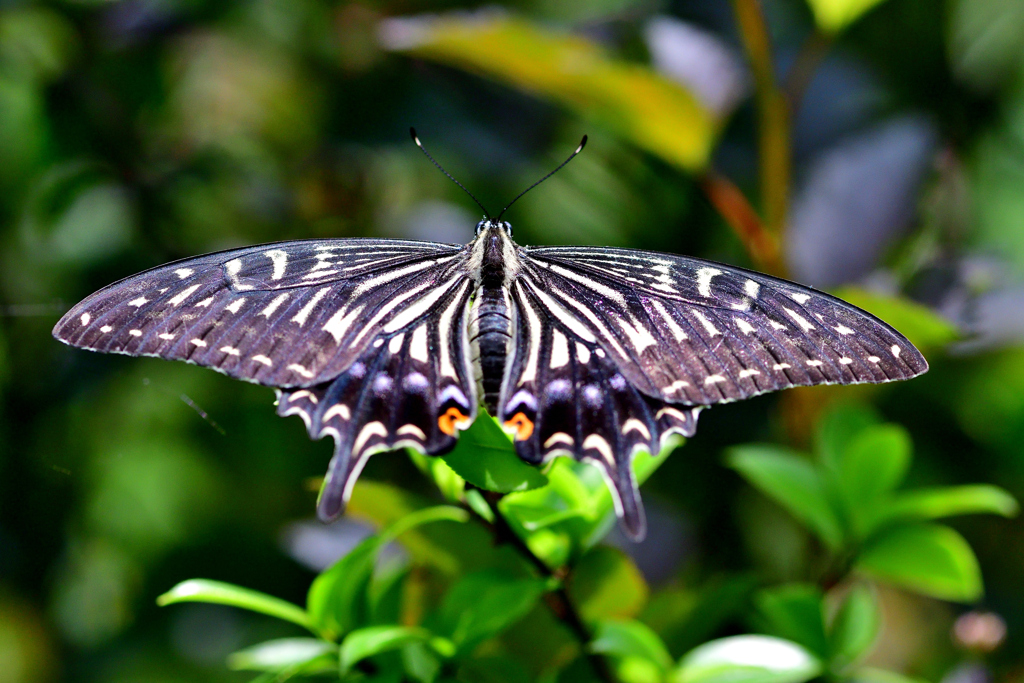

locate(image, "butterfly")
(52, 131), (928, 541)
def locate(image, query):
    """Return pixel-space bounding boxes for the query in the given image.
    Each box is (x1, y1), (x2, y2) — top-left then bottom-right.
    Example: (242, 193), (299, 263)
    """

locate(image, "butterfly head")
(475, 219), (513, 237)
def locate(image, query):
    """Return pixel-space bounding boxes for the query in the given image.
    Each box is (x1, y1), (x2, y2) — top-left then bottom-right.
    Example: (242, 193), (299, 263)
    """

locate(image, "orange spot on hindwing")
(438, 407), (470, 436)
(505, 412), (534, 441)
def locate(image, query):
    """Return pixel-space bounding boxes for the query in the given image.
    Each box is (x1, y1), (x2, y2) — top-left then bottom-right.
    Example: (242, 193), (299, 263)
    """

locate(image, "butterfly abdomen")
(472, 286), (512, 414)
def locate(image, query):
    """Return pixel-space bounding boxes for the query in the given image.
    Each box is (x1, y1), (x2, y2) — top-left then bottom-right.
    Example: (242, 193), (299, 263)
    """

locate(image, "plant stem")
(783, 29), (833, 112)
(472, 489), (618, 683)
(699, 170), (783, 275)
(730, 0), (791, 256)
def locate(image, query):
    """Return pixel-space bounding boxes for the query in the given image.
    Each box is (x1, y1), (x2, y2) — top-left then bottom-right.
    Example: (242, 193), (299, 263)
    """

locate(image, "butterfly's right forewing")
(53, 239), (466, 388)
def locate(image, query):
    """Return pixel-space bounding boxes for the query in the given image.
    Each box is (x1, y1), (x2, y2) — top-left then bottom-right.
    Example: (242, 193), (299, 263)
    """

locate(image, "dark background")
(2, 0), (1023, 681)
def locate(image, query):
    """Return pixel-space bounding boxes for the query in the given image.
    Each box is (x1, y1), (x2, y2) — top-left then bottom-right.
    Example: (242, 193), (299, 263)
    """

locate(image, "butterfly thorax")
(469, 224), (519, 413)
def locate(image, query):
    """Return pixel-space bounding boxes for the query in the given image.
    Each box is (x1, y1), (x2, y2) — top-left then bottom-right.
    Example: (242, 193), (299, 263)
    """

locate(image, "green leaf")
(379, 13), (717, 171)
(836, 425), (912, 537)
(568, 546), (649, 623)
(754, 584), (828, 659)
(728, 446), (844, 550)
(643, 575), (758, 657)
(435, 570), (548, 654)
(853, 668), (931, 683)
(307, 506), (469, 639)
(815, 403), (881, 474)
(408, 449), (465, 503)
(339, 626), (452, 675)
(857, 523), (983, 602)
(673, 635), (823, 683)
(832, 288), (957, 350)
(828, 585), (879, 667)
(402, 642), (442, 683)
(157, 579), (314, 634)
(804, 0), (891, 33)
(591, 619), (673, 672)
(882, 485), (1019, 523)
(441, 414), (548, 493)
(227, 638), (336, 673)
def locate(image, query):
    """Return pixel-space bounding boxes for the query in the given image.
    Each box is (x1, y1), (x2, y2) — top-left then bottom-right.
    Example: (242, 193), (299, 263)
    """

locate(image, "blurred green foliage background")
(3, 0), (1024, 681)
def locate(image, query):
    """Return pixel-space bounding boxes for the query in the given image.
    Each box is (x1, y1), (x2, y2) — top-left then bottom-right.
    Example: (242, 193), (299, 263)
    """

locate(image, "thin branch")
(470, 488), (618, 683)
(782, 29), (833, 113)
(730, 0), (792, 253)
(699, 170), (783, 275)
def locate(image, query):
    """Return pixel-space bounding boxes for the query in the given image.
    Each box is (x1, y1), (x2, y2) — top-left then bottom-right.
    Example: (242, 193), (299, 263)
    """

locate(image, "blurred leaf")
(568, 546), (649, 623)
(435, 570), (547, 654)
(0, 8), (78, 83)
(832, 288), (958, 350)
(379, 13), (717, 170)
(369, 563), (409, 626)
(402, 642), (442, 683)
(157, 580), (314, 633)
(408, 449), (465, 503)
(0, 76), (45, 187)
(754, 584), (828, 659)
(441, 414), (548, 493)
(828, 585), (879, 667)
(805, 0), (890, 33)
(857, 523), (983, 602)
(948, 0), (1024, 93)
(643, 576), (758, 657)
(227, 638), (335, 673)
(591, 619), (673, 672)
(339, 626), (451, 675)
(728, 445), (844, 550)
(814, 403), (881, 474)
(836, 425), (912, 536)
(673, 635), (823, 683)
(880, 485), (1018, 525)
(853, 668), (931, 683)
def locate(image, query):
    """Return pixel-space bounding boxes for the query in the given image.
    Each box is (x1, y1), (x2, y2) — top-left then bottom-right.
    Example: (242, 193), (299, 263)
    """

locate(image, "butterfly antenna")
(410, 128), (491, 218)
(496, 135), (587, 221)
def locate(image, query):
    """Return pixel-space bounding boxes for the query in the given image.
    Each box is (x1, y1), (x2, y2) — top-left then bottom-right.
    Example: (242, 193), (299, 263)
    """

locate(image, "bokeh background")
(2, 0), (1024, 681)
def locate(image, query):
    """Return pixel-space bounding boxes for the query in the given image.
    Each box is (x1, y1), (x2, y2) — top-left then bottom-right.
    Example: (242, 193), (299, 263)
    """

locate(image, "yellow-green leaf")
(379, 13), (717, 170)
(805, 0), (890, 34)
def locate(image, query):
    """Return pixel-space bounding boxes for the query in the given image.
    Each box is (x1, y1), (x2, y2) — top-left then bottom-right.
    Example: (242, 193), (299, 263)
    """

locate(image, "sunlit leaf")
(882, 485), (1019, 523)
(157, 580), (315, 634)
(339, 626), (452, 675)
(441, 414), (548, 493)
(857, 523), (983, 602)
(568, 546), (649, 623)
(227, 638), (336, 673)
(590, 619), (673, 672)
(379, 13), (717, 170)
(728, 445), (844, 550)
(805, 0), (891, 33)
(673, 635), (823, 683)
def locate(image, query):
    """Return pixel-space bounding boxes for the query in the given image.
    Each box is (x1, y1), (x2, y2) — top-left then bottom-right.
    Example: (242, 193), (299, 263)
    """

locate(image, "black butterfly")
(53, 132), (927, 540)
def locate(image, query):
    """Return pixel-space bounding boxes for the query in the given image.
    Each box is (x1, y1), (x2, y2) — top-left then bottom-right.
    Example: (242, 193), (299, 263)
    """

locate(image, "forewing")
(523, 246), (928, 405)
(53, 239), (466, 388)
(501, 279), (701, 540)
(279, 278), (477, 519)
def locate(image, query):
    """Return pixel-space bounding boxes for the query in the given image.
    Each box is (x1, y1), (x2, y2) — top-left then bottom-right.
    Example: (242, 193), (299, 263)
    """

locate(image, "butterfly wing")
(276, 277), (477, 520)
(53, 239), (466, 388)
(502, 278), (701, 539)
(504, 246), (928, 539)
(55, 238), (479, 520)
(523, 246), (927, 405)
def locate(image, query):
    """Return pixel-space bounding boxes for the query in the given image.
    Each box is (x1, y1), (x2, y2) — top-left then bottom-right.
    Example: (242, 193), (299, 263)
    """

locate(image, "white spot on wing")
(745, 280), (760, 298)
(691, 309), (720, 336)
(287, 363), (315, 379)
(252, 355), (272, 366)
(704, 374), (726, 385)
(839, 357), (853, 364)
(868, 356), (880, 363)
(739, 369), (760, 378)
(159, 333), (175, 340)
(129, 329), (142, 337)
(264, 249), (288, 280)
(169, 284), (201, 306)
(773, 363), (791, 370)
(128, 297), (148, 307)
(388, 333), (405, 354)
(790, 292), (811, 304)
(80, 313), (91, 326)
(410, 325), (429, 363)
(695, 267), (723, 297)
(806, 359), (824, 367)
(550, 330), (570, 368)
(891, 345), (901, 358)
(174, 268), (194, 279)
(576, 343), (591, 364)
(100, 325), (113, 333)
(735, 318), (757, 335)
(196, 297), (214, 308)
(190, 338), (206, 347)
(225, 298), (246, 314)
(784, 308), (815, 332)
(261, 293), (291, 317)
(220, 346), (240, 356)
(835, 325), (854, 335)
